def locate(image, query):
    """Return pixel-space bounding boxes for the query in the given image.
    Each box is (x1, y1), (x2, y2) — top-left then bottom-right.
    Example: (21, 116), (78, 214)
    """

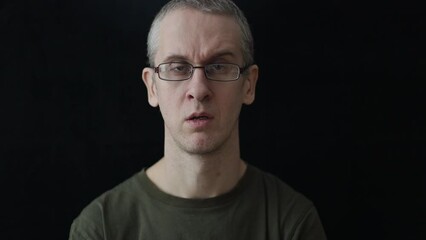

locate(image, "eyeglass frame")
(151, 62), (252, 82)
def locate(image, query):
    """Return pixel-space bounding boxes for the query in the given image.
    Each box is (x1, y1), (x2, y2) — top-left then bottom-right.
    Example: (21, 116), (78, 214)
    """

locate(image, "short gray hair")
(146, 0), (254, 67)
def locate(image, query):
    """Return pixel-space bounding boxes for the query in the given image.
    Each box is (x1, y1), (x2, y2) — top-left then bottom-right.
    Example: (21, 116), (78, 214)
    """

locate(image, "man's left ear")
(243, 64), (259, 105)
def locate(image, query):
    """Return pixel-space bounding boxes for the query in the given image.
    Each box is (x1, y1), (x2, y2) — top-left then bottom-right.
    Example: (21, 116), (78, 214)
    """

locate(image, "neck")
(147, 156), (246, 199)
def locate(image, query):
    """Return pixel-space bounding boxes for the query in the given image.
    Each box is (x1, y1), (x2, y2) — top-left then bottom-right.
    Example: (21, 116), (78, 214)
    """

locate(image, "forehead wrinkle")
(165, 28), (238, 63)
(156, 8), (242, 64)
(162, 50), (237, 64)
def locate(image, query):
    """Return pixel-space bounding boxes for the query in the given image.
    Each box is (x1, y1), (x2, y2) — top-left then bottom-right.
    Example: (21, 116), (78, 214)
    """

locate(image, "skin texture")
(142, 8), (258, 199)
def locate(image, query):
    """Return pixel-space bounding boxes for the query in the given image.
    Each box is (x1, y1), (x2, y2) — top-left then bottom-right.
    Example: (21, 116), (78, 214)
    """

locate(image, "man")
(69, 0), (328, 239)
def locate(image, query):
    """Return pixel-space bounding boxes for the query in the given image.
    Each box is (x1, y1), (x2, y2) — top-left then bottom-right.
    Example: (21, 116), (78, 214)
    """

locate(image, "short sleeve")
(289, 205), (328, 240)
(68, 202), (105, 240)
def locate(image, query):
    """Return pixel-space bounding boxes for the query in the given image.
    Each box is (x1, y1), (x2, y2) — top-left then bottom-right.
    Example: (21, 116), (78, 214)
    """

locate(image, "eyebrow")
(162, 51), (237, 64)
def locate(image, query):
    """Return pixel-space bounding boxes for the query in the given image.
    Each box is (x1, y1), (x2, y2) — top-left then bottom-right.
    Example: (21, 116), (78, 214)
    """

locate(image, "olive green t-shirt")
(69, 164), (327, 240)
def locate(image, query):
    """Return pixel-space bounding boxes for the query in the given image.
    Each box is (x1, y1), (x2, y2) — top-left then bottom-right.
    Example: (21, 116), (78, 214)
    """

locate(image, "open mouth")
(190, 116), (209, 120)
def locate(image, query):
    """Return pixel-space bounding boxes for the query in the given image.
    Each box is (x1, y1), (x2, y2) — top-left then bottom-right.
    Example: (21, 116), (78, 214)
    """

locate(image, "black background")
(1, 0), (425, 239)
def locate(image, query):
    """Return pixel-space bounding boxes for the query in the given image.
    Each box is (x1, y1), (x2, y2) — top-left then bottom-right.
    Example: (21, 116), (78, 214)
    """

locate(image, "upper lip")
(186, 112), (213, 120)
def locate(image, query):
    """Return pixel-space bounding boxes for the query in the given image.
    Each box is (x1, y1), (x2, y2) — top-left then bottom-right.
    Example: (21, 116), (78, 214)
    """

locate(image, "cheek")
(158, 100), (176, 130)
(156, 83), (178, 103)
(217, 87), (245, 116)
(220, 84), (245, 104)
(158, 95), (176, 111)
(157, 89), (181, 117)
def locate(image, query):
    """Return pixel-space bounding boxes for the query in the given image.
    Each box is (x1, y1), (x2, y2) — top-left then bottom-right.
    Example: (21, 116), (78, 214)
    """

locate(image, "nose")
(186, 67), (212, 102)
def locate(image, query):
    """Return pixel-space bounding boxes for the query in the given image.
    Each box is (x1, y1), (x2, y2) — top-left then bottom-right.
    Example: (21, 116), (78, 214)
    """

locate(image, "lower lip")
(186, 118), (211, 128)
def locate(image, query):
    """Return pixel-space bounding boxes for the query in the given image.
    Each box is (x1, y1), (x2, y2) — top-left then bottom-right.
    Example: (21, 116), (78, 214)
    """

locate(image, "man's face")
(142, 8), (258, 155)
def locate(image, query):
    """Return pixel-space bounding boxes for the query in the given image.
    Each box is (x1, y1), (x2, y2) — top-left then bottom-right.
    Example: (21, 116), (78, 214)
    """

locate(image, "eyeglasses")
(153, 62), (250, 82)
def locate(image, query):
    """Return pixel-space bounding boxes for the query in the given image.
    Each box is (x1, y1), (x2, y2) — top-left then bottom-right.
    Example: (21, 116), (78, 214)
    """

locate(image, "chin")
(184, 141), (219, 155)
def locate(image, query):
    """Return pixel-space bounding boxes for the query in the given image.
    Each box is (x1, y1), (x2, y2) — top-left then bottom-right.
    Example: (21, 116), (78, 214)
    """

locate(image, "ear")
(242, 64), (259, 105)
(142, 67), (159, 107)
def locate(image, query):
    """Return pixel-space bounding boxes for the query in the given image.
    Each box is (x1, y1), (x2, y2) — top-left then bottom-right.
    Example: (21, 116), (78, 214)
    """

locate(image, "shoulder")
(69, 170), (146, 239)
(82, 169), (145, 210)
(247, 164), (327, 239)
(249, 164), (312, 206)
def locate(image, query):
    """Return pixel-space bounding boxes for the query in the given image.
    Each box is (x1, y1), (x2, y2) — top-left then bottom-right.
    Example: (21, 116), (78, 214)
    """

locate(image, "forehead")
(155, 8), (243, 63)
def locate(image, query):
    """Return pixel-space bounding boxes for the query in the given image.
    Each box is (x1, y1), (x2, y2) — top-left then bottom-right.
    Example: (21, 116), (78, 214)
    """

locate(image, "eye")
(209, 64), (226, 72)
(207, 64), (231, 75)
(169, 63), (191, 74)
